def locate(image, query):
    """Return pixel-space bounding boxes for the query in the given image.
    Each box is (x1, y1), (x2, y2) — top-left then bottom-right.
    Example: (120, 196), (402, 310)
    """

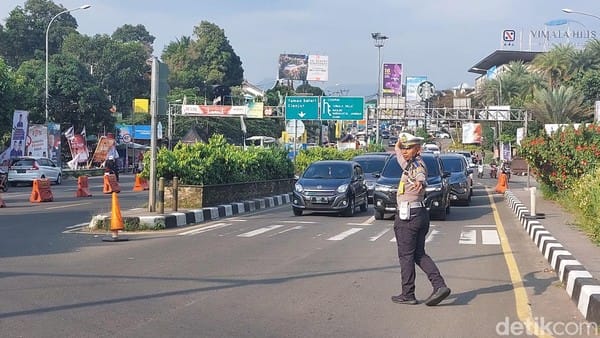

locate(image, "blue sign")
(285, 96), (319, 120)
(320, 96), (364, 120)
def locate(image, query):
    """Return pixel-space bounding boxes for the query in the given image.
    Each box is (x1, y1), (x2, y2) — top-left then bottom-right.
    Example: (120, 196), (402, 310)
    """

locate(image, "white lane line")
(178, 223), (231, 236)
(269, 225), (303, 237)
(426, 229), (440, 243)
(327, 228), (362, 241)
(237, 224), (286, 237)
(281, 220), (316, 224)
(46, 202), (93, 210)
(481, 229), (501, 245)
(65, 223), (87, 230)
(464, 225), (497, 228)
(370, 229), (390, 241)
(459, 229), (477, 245)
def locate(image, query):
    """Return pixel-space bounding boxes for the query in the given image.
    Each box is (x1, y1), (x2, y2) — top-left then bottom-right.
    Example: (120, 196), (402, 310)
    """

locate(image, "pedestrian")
(391, 132), (451, 306)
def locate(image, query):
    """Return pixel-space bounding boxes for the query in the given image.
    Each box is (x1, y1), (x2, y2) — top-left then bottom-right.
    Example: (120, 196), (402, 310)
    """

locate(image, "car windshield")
(353, 158), (386, 173)
(381, 157), (403, 177)
(303, 163), (351, 179)
(440, 157), (465, 172)
(421, 156), (441, 177)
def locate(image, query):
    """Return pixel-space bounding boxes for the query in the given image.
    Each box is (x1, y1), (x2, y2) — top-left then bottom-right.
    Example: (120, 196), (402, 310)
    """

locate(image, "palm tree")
(531, 44), (577, 88)
(526, 85), (590, 123)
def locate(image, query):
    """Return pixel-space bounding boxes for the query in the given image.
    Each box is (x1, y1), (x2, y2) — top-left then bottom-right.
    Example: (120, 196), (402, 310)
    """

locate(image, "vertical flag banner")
(383, 63), (402, 96)
(10, 110), (29, 159)
(27, 125), (48, 157)
(47, 123), (61, 166)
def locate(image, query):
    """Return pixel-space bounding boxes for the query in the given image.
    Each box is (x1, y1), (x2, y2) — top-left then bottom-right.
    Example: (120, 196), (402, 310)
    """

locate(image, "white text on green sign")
(321, 97), (364, 120)
(285, 96), (319, 120)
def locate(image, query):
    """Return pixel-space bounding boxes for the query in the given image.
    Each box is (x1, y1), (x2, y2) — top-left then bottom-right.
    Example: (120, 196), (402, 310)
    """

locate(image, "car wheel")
(342, 196), (355, 217)
(374, 209), (384, 220)
(56, 174), (62, 185)
(293, 207), (303, 216)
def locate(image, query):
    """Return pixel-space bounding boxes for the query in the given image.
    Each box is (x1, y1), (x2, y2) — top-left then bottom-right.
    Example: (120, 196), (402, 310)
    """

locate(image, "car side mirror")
(443, 171), (451, 178)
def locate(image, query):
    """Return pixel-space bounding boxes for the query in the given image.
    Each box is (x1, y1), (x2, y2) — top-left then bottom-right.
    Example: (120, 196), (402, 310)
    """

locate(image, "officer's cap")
(398, 132), (424, 146)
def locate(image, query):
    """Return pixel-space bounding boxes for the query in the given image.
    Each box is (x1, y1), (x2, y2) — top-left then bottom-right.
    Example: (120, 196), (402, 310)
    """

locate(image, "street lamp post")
(371, 32), (388, 145)
(45, 4), (91, 123)
(562, 8), (600, 21)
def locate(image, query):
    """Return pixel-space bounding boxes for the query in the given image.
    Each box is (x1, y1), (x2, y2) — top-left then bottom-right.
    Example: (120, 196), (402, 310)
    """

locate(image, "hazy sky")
(2, 0), (600, 96)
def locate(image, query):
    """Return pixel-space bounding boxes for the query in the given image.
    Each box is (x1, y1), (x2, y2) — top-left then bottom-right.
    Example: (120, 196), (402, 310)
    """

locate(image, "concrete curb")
(90, 193), (292, 230)
(504, 190), (600, 324)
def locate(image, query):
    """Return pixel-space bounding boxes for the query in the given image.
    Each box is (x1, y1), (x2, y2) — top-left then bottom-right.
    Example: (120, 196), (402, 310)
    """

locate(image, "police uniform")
(391, 133), (450, 306)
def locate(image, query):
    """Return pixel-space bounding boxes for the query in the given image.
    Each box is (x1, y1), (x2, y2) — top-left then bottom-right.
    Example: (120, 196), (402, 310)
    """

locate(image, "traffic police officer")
(391, 132), (451, 306)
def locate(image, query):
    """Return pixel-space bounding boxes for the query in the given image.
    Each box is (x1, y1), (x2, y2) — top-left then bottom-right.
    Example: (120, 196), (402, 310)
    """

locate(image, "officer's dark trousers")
(393, 207), (446, 298)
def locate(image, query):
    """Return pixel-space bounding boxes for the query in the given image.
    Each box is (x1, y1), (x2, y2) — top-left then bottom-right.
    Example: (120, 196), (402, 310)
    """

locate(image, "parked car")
(388, 136), (398, 147)
(292, 160), (368, 217)
(439, 153), (473, 205)
(8, 156), (62, 186)
(452, 150), (478, 169)
(352, 153), (392, 204)
(373, 153), (450, 220)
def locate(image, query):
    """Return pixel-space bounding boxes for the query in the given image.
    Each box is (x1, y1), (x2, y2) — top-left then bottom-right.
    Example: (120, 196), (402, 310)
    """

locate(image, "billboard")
(306, 55), (329, 81)
(405, 76), (427, 102)
(462, 122), (483, 144)
(383, 63), (402, 96)
(278, 54), (308, 80)
(10, 110), (29, 159)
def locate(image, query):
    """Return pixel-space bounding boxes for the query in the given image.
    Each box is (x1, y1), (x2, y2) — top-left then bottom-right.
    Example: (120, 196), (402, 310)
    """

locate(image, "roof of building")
(468, 50), (543, 74)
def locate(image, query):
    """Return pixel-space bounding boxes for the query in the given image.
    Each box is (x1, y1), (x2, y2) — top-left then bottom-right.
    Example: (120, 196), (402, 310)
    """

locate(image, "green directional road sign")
(320, 96), (365, 120)
(285, 96), (319, 120)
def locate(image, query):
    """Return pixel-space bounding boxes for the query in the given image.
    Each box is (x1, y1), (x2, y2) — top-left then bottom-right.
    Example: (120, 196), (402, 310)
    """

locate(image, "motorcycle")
(0, 168), (8, 192)
(490, 164), (498, 179)
(477, 163), (484, 179)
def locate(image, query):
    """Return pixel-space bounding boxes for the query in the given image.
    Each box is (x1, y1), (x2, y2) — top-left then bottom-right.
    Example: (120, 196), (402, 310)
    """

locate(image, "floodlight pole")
(372, 32), (388, 145)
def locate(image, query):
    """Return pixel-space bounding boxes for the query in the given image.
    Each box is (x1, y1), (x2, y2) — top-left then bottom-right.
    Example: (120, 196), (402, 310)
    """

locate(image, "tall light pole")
(372, 32), (388, 145)
(45, 4), (91, 123)
(562, 8), (600, 21)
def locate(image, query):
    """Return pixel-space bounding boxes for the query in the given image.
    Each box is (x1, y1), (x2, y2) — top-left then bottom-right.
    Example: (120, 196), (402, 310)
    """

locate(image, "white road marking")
(269, 225), (303, 237)
(426, 229), (440, 243)
(65, 223), (87, 230)
(46, 202), (93, 210)
(327, 228), (362, 241)
(481, 229), (501, 245)
(281, 220), (316, 224)
(459, 229), (477, 245)
(178, 223), (231, 236)
(237, 224), (286, 237)
(369, 229), (390, 241)
(464, 225), (497, 228)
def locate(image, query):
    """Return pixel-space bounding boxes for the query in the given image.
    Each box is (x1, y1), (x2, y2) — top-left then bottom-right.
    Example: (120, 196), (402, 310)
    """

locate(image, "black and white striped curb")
(505, 190), (600, 324)
(90, 193), (292, 230)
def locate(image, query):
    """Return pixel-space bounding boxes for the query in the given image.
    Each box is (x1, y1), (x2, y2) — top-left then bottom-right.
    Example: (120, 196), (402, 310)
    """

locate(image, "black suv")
(292, 160), (368, 217)
(351, 153), (392, 204)
(373, 153), (451, 220)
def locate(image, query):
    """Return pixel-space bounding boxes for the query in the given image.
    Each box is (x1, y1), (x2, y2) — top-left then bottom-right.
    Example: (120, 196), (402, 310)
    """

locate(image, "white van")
(244, 136), (278, 149)
(422, 143), (440, 155)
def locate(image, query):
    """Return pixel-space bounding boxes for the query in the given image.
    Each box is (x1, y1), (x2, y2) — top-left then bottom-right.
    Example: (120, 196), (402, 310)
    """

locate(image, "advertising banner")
(27, 125), (48, 157)
(247, 102), (264, 118)
(117, 123), (163, 141)
(405, 76), (427, 102)
(383, 63), (402, 96)
(306, 55), (329, 81)
(278, 54), (308, 80)
(47, 123), (61, 166)
(182, 105), (248, 117)
(91, 136), (117, 163)
(462, 122), (483, 144)
(9, 110), (29, 159)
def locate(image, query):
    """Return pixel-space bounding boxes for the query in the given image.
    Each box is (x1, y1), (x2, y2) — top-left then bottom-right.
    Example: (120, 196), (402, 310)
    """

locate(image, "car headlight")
(295, 183), (304, 193)
(425, 183), (442, 192)
(375, 184), (396, 192)
(337, 183), (349, 193)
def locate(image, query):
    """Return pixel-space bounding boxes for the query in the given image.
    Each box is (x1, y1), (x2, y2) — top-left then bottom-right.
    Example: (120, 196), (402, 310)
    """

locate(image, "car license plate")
(17, 169), (25, 174)
(312, 197), (328, 204)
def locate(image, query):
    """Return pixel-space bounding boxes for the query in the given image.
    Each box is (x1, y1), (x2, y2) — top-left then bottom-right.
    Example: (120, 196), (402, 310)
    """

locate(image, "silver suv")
(8, 157), (62, 186)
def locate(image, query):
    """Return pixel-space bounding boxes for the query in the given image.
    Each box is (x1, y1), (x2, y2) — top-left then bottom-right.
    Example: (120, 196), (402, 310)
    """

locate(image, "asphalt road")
(0, 176), (595, 337)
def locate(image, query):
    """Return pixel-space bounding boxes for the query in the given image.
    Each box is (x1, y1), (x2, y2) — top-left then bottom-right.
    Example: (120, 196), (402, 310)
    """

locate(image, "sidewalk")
(503, 174), (600, 324)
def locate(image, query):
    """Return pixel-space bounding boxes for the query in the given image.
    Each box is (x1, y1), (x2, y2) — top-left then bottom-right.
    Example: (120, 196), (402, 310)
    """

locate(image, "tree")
(112, 24), (155, 55)
(531, 44), (577, 88)
(526, 85), (590, 124)
(0, 0), (81, 68)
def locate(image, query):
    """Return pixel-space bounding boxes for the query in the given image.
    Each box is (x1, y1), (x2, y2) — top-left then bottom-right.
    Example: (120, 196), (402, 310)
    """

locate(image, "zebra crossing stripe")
(178, 223), (231, 236)
(481, 229), (500, 245)
(370, 229), (390, 241)
(328, 228), (362, 241)
(237, 224), (286, 237)
(459, 229), (477, 244)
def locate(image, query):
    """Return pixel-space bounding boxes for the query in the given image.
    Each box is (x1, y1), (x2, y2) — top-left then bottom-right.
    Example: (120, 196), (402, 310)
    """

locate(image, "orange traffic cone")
(133, 174), (149, 191)
(102, 192), (128, 242)
(495, 172), (509, 194)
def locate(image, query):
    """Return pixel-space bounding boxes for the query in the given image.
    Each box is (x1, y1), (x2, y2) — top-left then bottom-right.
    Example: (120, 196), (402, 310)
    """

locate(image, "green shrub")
(564, 166), (600, 243)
